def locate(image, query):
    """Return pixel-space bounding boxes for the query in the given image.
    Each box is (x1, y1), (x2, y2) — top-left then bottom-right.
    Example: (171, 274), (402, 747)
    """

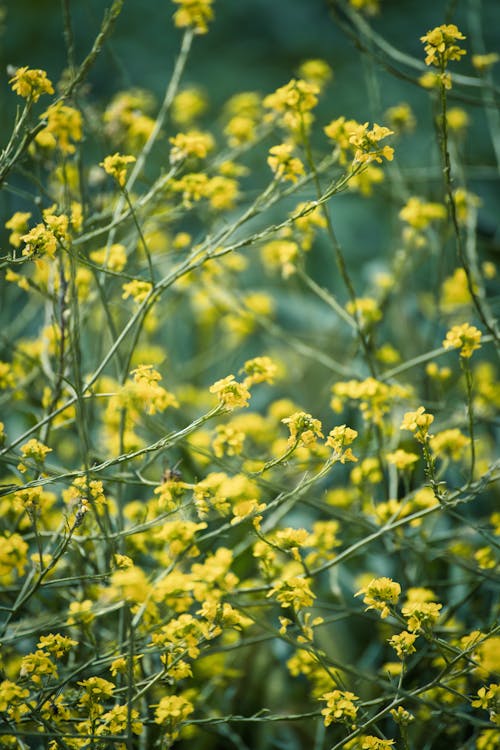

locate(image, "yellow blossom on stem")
(400, 406), (434, 443)
(172, 0), (214, 34)
(326, 425), (358, 462)
(355, 576), (401, 619)
(421, 24), (466, 68)
(268, 576), (315, 610)
(20, 224), (58, 260)
(36, 102), (83, 154)
(209, 374), (251, 411)
(402, 600), (442, 632)
(388, 630), (418, 658)
(386, 449), (419, 470)
(100, 152), (136, 187)
(472, 53), (500, 73)
(169, 130), (215, 162)
(154, 694), (194, 738)
(268, 143), (305, 183)
(348, 122), (394, 164)
(122, 279), (153, 303)
(443, 322), (482, 358)
(282, 411), (323, 447)
(5, 211), (31, 248)
(241, 356), (278, 386)
(9, 66), (54, 101)
(320, 689), (359, 726)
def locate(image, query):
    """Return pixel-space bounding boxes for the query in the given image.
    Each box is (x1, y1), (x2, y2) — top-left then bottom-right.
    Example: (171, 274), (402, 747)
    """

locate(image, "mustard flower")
(78, 677), (115, 716)
(122, 279), (153, 303)
(349, 0), (380, 15)
(100, 152), (136, 187)
(172, 0), (214, 34)
(20, 224), (58, 260)
(386, 449), (419, 470)
(400, 406), (434, 442)
(0, 532), (29, 581)
(472, 53), (500, 73)
(297, 59), (333, 88)
(320, 689), (359, 726)
(326, 425), (358, 463)
(447, 107), (469, 132)
(172, 87), (208, 125)
(345, 296), (382, 327)
(36, 102), (83, 154)
(430, 428), (470, 461)
(0, 681), (30, 723)
(355, 576), (401, 619)
(20, 438), (52, 464)
(19, 650), (58, 684)
(348, 122), (394, 164)
(472, 684), (500, 724)
(5, 211), (31, 248)
(9, 66), (54, 101)
(268, 143), (305, 183)
(421, 24), (466, 68)
(384, 102), (416, 134)
(98, 705), (143, 736)
(155, 694), (194, 741)
(169, 130), (215, 162)
(209, 374), (251, 411)
(263, 78), (319, 132)
(90, 243), (127, 271)
(402, 601), (442, 632)
(0, 362), (15, 389)
(212, 424), (245, 457)
(443, 322), (482, 358)
(37, 633), (77, 658)
(282, 410), (323, 447)
(388, 630), (418, 658)
(261, 238), (300, 278)
(268, 576), (316, 609)
(399, 195), (447, 230)
(241, 355), (278, 386)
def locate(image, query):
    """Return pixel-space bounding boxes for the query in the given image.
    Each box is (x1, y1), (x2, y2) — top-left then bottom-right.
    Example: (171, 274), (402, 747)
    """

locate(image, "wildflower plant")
(0, 2), (499, 749)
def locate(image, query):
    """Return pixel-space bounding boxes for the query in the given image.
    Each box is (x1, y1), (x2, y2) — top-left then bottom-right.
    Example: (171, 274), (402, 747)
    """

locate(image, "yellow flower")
(384, 102), (416, 134)
(90, 243), (127, 272)
(209, 374), (251, 411)
(386, 449), (419, 470)
(268, 143), (305, 183)
(241, 356), (278, 386)
(5, 211), (31, 248)
(320, 689), (359, 726)
(430, 428), (470, 460)
(297, 59), (333, 88)
(348, 122), (394, 164)
(399, 196), (447, 229)
(421, 24), (466, 68)
(100, 152), (136, 187)
(122, 279), (152, 304)
(400, 406), (434, 442)
(9, 66), (54, 101)
(172, 0), (214, 34)
(388, 630), (418, 658)
(447, 107), (469, 132)
(172, 87), (208, 125)
(169, 130), (215, 162)
(326, 425), (358, 462)
(402, 601), (442, 632)
(443, 322), (482, 358)
(20, 224), (58, 259)
(36, 102), (83, 154)
(268, 576), (315, 610)
(472, 53), (500, 73)
(282, 411), (323, 447)
(355, 576), (401, 619)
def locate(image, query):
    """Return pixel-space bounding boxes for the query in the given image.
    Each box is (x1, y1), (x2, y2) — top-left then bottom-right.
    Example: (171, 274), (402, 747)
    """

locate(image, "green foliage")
(0, 1), (499, 749)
